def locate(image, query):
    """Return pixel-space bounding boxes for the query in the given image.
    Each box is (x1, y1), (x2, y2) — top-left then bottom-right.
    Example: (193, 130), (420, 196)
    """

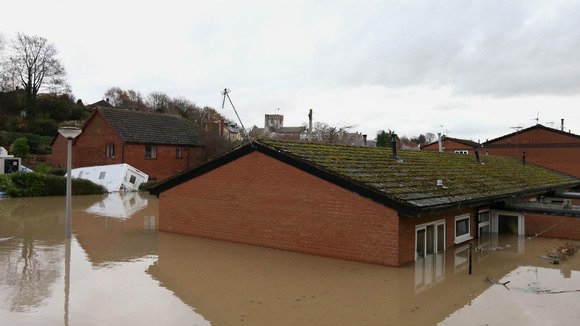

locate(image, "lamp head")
(58, 127), (82, 140)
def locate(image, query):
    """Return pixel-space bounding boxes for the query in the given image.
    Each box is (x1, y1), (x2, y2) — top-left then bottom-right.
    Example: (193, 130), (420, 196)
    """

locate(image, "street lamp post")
(58, 127), (82, 240)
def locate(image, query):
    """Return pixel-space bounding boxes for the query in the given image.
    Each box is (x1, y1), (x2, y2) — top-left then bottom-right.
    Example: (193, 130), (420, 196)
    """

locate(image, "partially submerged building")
(51, 107), (205, 181)
(150, 140), (580, 267)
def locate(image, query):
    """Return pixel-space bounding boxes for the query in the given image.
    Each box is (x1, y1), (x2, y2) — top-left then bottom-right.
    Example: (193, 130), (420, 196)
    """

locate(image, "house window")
(415, 219), (445, 260)
(145, 145), (157, 159)
(478, 210), (490, 238)
(129, 175), (137, 184)
(454, 150), (469, 154)
(454, 214), (472, 244)
(176, 146), (183, 159)
(106, 143), (115, 158)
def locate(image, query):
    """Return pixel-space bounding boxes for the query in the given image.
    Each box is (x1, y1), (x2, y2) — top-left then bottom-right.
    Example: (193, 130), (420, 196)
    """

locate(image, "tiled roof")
(151, 139), (580, 216)
(257, 140), (579, 210)
(421, 136), (480, 149)
(483, 124), (580, 145)
(97, 107), (203, 146)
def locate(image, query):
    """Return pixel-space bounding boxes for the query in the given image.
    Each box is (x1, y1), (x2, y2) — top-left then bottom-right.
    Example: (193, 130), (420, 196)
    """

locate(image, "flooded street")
(1, 193), (579, 325)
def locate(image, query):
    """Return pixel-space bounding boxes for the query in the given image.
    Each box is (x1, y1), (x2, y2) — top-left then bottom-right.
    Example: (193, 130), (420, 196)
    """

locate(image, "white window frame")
(454, 214), (472, 244)
(145, 145), (157, 159)
(415, 219), (446, 261)
(106, 143), (115, 158)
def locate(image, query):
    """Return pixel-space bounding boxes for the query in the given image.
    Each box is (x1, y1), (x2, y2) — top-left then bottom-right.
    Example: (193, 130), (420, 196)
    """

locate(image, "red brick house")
(51, 107), (204, 181)
(150, 140), (580, 267)
(421, 135), (480, 154)
(482, 123), (580, 178)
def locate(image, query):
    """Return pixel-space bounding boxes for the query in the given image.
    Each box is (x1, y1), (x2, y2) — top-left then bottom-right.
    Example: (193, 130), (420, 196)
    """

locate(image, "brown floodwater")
(1, 193), (579, 325)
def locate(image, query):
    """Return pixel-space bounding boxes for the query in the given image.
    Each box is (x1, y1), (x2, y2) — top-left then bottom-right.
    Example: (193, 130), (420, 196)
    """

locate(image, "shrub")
(7, 172), (46, 197)
(139, 180), (159, 191)
(31, 163), (53, 174)
(50, 168), (66, 176)
(3, 172), (106, 197)
(0, 174), (12, 192)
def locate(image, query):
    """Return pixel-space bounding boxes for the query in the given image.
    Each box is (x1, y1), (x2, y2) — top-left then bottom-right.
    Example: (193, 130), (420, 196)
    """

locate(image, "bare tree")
(2, 33), (67, 119)
(310, 122), (356, 144)
(424, 132), (436, 143)
(146, 91), (172, 113)
(104, 87), (147, 110)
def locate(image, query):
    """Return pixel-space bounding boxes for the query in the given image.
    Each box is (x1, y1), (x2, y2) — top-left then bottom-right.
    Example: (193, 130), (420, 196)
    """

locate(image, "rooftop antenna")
(531, 112), (539, 125)
(510, 126), (522, 157)
(221, 88), (254, 147)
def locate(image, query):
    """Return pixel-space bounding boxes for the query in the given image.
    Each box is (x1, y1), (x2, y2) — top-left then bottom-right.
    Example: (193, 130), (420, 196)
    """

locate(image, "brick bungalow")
(482, 123), (580, 178)
(150, 139), (580, 267)
(421, 135), (481, 154)
(51, 106), (204, 181)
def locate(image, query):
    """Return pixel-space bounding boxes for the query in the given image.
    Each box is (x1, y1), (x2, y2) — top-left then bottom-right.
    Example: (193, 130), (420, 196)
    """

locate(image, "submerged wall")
(158, 151), (405, 266)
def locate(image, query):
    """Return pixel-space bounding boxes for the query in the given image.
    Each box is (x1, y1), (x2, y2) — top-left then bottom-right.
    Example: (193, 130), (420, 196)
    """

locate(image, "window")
(129, 175), (137, 184)
(176, 146), (183, 159)
(454, 214), (472, 244)
(99, 172), (106, 180)
(477, 210), (491, 255)
(415, 220), (445, 260)
(106, 143), (115, 158)
(145, 145), (157, 159)
(478, 210), (490, 238)
(454, 150), (469, 154)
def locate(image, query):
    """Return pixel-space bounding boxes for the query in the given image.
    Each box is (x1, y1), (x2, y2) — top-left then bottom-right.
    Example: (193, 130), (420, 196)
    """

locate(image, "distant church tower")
(265, 114), (284, 131)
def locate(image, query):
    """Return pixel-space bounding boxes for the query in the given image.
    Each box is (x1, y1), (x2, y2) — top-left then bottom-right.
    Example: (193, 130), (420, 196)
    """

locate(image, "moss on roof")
(258, 139), (580, 209)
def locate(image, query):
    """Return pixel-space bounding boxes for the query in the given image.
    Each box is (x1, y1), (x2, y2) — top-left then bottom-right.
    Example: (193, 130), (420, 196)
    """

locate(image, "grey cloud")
(322, 1), (580, 97)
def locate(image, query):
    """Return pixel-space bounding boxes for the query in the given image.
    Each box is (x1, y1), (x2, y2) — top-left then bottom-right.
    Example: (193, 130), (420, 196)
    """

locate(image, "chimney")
(561, 119), (565, 131)
(391, 133), (399, 159)
(363, 134), (367, 146)
(437, 133), (444, 152)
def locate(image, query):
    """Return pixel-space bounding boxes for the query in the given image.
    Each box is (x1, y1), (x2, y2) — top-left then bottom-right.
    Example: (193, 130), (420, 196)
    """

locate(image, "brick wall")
(74, 113), (122, 167)
(423, 140), (473, 153)
(49, 135), (69, 168)
(525, 214), (580, 240)
(398, 209), (475, 265)
(121, 143), (203, 181)
(485, 128), (580, 178)
(159, 151), (404, 266)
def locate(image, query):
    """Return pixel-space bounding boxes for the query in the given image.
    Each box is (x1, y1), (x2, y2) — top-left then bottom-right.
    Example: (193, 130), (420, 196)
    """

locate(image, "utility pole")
(308, 109), (313, 141)
(221, 88), (253, 147)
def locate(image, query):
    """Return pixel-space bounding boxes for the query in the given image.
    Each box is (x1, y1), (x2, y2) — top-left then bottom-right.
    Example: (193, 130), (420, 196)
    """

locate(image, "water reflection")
(85, 192), (148, 219)
(1, 194), (579, 325)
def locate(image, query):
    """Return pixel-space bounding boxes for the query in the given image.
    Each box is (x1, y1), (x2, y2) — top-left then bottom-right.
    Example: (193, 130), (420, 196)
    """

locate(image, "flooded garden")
(1, 193), (579, 325)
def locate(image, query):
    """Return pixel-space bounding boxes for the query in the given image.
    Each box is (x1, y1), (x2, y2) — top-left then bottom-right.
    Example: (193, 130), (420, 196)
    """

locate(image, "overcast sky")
(2, 0), (580, 141)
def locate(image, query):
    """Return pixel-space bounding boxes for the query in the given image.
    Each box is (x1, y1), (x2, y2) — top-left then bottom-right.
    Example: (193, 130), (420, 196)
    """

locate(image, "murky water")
(1, 193), (579, 325)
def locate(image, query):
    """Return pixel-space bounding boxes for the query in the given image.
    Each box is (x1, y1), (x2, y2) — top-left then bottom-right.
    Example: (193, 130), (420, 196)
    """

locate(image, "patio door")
(416, 220), (445, 260)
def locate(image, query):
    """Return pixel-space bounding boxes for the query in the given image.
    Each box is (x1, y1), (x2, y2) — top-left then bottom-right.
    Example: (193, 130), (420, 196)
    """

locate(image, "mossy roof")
(257, 140), (580, 212)
(151, 139), (580, 217)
